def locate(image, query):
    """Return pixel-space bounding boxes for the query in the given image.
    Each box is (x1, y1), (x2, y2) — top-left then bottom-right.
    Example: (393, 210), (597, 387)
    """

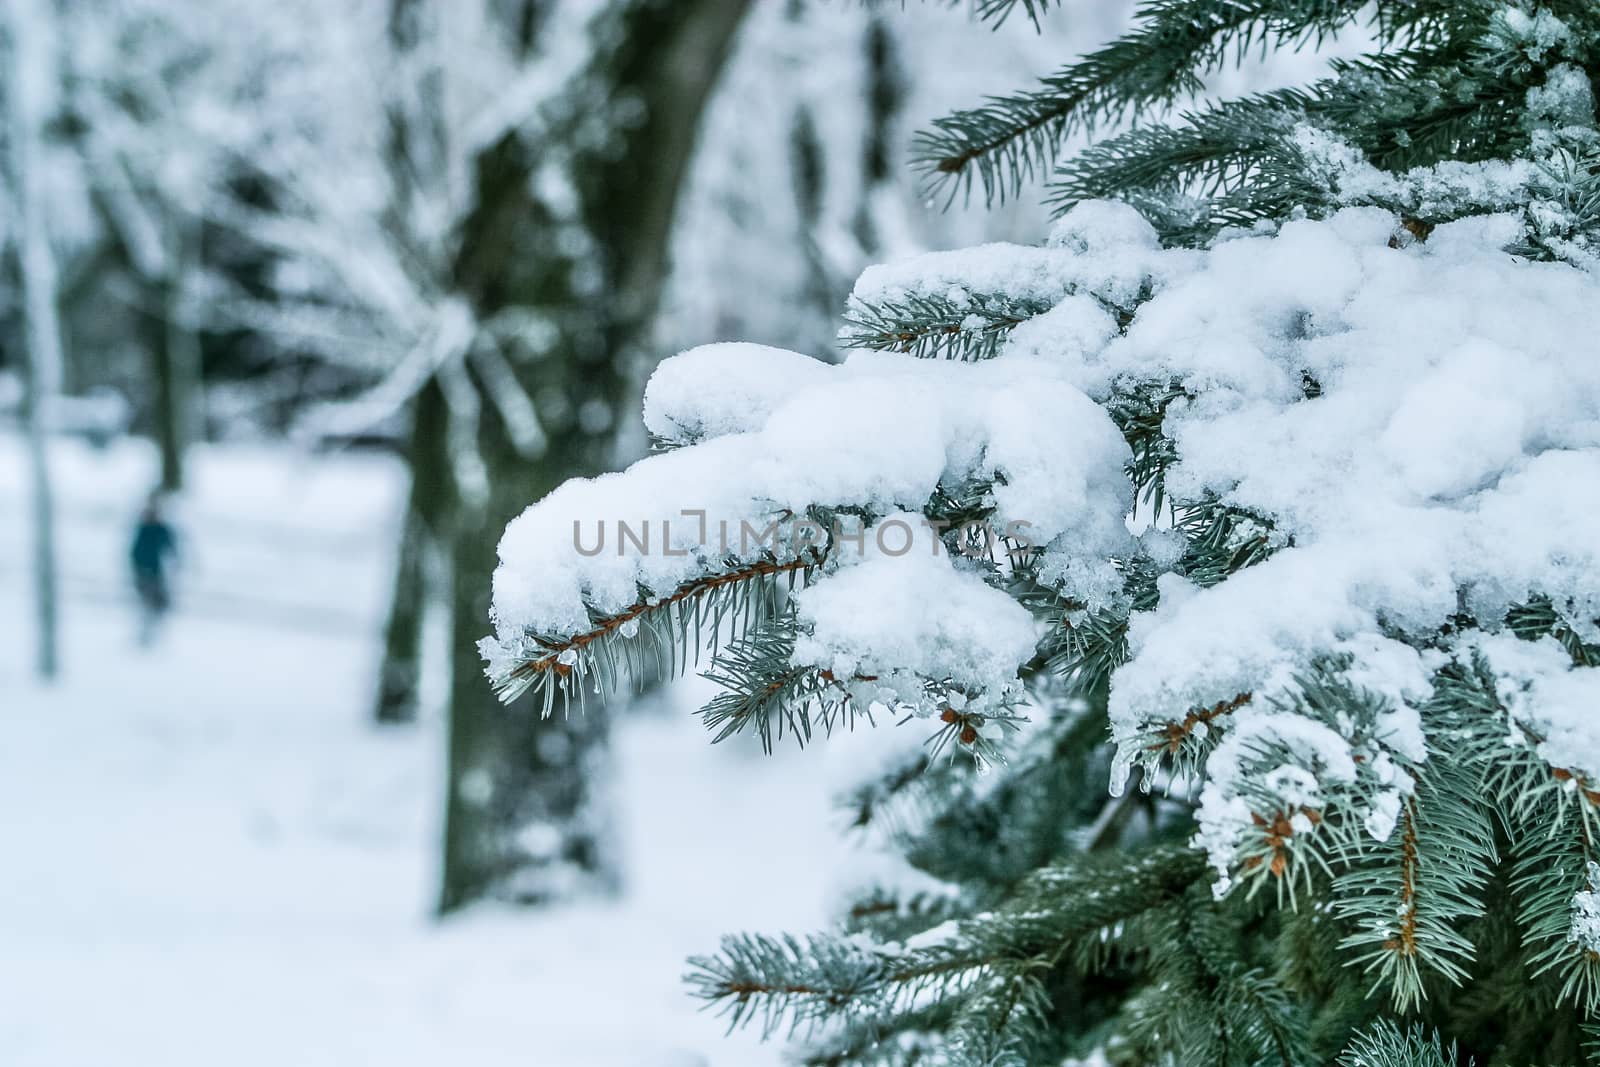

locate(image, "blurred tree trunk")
(789, 103), (839, 356)
(437, 0), (750, 913)
(7, 0), (65, 680)
(373, 380), (448, 725)
(373, 502), (428, 724)
(370, 0), (450, 727)
(149, 221), (202, 492)
(852, 16), (905, 257)
(787, 9), (907, 358)
(82, 167), (202, 493)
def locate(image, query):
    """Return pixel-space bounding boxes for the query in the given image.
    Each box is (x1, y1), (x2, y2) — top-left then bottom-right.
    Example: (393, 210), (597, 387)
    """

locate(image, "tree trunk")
(7, 0), (65, 680)
(439, 444), (617, 910)
(373, 505), (427, 724)
(149, 224), (202, 493)
(437, 0), (750, 913)
(851, 15), (905, 257)
(22, 335), (61, 682)
(373, 379), (449, 725)
(370, 0), (455, 729)
(789, 103), (840, 357)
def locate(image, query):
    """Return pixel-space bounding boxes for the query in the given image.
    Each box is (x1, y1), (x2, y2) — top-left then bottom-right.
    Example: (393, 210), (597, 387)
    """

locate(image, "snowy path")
(1, 438), (848, 1066)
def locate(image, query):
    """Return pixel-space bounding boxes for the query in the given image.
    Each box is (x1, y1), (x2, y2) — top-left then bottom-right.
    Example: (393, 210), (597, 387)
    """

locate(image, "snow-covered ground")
(0, 436), (850, 1066)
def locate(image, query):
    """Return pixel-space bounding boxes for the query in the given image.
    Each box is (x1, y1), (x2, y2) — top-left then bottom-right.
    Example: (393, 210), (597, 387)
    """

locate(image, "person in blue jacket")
(130, 492), (178, 644)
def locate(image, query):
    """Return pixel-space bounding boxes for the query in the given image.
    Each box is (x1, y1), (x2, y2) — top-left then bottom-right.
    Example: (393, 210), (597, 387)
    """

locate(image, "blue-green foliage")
(682, 4), (1600, 1065)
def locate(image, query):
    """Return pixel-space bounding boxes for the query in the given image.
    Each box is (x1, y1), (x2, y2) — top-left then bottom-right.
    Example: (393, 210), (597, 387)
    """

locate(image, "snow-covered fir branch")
(478, 2), (1600, 1061)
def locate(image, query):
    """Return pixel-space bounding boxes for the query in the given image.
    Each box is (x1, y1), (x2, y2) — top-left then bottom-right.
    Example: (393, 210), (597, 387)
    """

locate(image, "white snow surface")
(0, 436), (856, 1067)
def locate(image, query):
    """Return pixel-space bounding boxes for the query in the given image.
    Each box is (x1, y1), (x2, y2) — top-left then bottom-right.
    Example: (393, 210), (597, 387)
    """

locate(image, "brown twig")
(1243, 805), (1322, 880)
(1150, 691), (1252, 754)
(508, 555), (818, 682)
(1383, 799), (1421, 956)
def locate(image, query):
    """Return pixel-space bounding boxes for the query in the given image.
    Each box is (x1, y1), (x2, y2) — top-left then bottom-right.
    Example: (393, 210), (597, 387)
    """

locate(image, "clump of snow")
(643, 342), (833, 446)
(1188, 648), (1423, 891)
(1061, 1052), (1112, 1067)
(1491, 5), (1573, 66)
(1193, 703), (1362, 893)
(1004, 292), (1123, 367)
(1294, 125), (1539, 219)
(491, 347), (1133, 704)
(1523, 63), (1597, 147)
(490, 435), (762, 639)
(1363, 787), (1406, 846)
(848, 199), (1174, 318)
(1470, 633), (1600, 782)
(1571, 862), (1600, 955)
(1466, 450), (1600, 645)
(853, 243), (1076, 306)
(1047, 198), (1161, 254)
(792, 517), (1039, 711)
(900, 918), (963, 953)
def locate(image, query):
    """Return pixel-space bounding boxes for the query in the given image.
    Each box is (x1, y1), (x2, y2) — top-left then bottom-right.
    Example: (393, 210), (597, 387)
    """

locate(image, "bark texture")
(436, 0), (751, 912)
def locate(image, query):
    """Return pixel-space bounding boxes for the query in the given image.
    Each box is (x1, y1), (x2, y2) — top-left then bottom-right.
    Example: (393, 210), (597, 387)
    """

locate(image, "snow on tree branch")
(490, 195), (1600, 920)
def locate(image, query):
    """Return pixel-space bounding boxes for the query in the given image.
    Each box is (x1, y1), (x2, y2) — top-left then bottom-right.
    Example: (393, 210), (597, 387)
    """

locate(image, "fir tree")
(483, 2), (1600, 1063)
